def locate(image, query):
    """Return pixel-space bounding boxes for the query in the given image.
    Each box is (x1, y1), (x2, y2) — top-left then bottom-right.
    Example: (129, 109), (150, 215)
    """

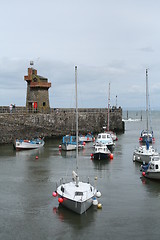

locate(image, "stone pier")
(0, 107), (124, 144)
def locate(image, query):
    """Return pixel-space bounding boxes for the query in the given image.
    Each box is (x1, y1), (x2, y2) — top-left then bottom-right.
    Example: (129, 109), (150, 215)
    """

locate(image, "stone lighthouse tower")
(24, 62), (51, 113)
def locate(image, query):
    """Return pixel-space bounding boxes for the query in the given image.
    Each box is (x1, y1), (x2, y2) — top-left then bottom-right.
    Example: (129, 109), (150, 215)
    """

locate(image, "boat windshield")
(71, 136), (76, 142)
(75, 192), (83, 196)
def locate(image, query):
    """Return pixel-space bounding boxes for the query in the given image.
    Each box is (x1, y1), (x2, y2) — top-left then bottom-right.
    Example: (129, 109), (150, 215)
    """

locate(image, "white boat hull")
(57, 194), (93, 214)
(14, 140), (44, 150)
(133, 146), (159, 164)
(61, 143), (76, 151)
(133, 152), (154, 164)
(61, 143), (84, 151)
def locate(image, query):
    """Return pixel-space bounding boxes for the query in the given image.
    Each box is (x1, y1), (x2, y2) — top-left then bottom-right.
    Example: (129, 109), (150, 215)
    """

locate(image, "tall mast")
(146, 69), (149, 133)
(107, 82), (110, 131)
(75, 66), (78, 175)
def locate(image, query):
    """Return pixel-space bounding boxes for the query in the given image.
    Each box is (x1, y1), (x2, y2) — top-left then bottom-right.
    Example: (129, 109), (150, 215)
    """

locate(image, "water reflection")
(16, 147), (44, 159)
(140, 176), (160, 196)
(60, 150), (76, 158)
(53, 204), (97, 226)
(91, 158), (112, 170)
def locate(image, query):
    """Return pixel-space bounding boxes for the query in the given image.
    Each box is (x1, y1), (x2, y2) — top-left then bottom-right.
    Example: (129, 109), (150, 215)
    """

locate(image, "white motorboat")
(103, 128), (117, 142)
(91, 144), (113, 160)
(133, 144), (159, 164)
(94, 132), (114, 151)
(13, 138), (44, 150)
(53, 66), (101, 214)
(141, 155), (160, 180)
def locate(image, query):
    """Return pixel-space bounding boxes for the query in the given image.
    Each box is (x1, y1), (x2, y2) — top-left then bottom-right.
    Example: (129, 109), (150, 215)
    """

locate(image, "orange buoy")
(110, 153), (114, 160)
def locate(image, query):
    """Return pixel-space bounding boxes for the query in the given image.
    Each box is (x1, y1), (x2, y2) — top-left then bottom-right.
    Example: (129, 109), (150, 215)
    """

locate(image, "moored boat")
(104, 129), (118, 141)
(94, 132), (114, 151)
(91, 143), (113, 160)
(141, 155), (160, 180)
(139, 130), (155, 144)
(61, 135), (84, 151)
(13, 138), (44, 151)
(104, 83), (118, 142)
(55, 172), (97, 214)
(53, 66), (101, 214)
(79, 133), (93, 142)
(133, 143), (159, 164)
(139, 69), (155, 144)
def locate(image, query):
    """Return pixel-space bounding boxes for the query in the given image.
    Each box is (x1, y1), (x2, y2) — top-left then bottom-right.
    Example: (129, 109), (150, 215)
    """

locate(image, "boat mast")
(75, 66), (79, 182)
(146, 69), (149, 133)
(107, 82), (110, 131)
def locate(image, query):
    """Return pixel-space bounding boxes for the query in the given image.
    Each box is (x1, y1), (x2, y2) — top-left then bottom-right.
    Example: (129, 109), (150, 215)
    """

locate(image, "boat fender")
(58, 197), (64, 203)
(92, 197), (98, 206)
(133, 155), (135, 162)
(96, 190), (101, 198)
(52, 191), (58, 197)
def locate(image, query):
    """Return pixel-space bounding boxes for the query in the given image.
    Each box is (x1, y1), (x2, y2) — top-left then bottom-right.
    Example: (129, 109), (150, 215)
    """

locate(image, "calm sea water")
(1, 111), (160, 240)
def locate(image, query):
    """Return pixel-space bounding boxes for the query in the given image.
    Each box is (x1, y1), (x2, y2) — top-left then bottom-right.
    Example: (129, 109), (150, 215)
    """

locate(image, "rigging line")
(147, 71), (153, 132)
(148, 93), (153, 132)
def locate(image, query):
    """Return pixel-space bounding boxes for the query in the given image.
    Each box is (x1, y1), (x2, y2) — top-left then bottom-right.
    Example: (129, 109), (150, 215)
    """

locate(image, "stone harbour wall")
(0, 107), (124, 144)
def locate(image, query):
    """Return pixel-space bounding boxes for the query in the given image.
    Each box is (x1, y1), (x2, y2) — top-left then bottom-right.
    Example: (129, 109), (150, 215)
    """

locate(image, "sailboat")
(133, 69), (158, 164)
(53, 66), (101, 214)
(139, 69), (155, 144)
(105, 82), (117, 141)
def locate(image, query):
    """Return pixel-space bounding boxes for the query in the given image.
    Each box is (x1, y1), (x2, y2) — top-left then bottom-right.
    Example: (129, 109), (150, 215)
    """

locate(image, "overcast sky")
(0, 0), (160, 110)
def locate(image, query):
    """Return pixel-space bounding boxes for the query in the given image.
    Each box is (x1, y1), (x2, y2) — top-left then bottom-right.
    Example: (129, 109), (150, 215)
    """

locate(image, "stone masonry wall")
(0, 107), (124, 144)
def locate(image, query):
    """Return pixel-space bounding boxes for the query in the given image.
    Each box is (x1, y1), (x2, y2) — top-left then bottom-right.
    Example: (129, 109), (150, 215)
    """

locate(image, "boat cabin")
(149, 156), (160, 170)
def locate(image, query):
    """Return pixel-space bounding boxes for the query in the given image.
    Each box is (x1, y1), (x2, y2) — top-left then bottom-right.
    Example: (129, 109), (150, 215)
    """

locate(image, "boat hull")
(79, 137), (92, 142)
(61, 143), (84, 151)
(144, 172), (160, 180)
(139, 137), (153, 144)
(14, 140), (44, 151)
(133, 145), (159, 164)
(58, 194), (93, 214)
(56, 180), (96, 214)
(93, 152), (110, 160)
(61, 143), (76, 151)
(133, 153), (151, 164)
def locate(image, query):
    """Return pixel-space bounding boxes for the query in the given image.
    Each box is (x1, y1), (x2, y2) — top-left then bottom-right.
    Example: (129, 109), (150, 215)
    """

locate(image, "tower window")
(43, 102), (46, 106)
